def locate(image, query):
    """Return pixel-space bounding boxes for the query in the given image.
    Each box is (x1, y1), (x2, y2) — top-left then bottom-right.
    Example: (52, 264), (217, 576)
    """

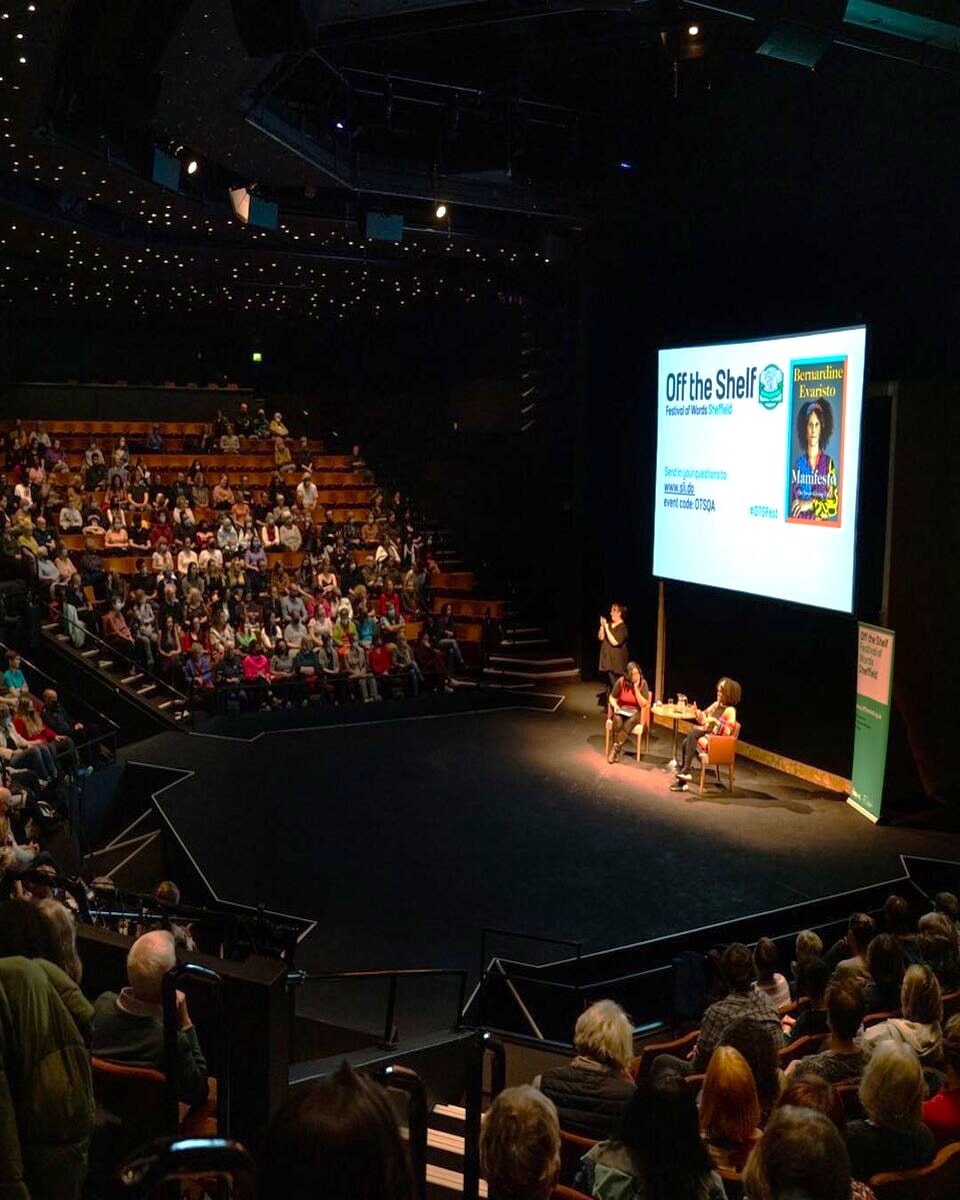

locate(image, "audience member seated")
(660, 942), (783, 1076)
(91, 929), (209, 1107)
(0, 901), (95, 1200)
(774, 1075), (877, 1200)
(862, 932), (905, 1014)
(698, 1044), (763, 1169)
(537, 998), (636, 1140)
(742, 1105), (853, 1200)
(720, 1015), (784, 1123)
(846, 1040), (935, 1181)
(784, 956), (831, 1042)
(790, 929), (824, 996)
(828, 912), (876, 980)
(884, 893), (924, 965)
(786, 979), (869, 1084)
(574, 1072), (725, 1200)
(754, 936), (791, 1010)
(922, 1011), (960, 1145)
(258, 1061), (416, 1200)
(863, 962), (944, 1069)
(480, 1085), (560, 1200)
(917, 910), (960, 991)
(934, 891), (960, 938)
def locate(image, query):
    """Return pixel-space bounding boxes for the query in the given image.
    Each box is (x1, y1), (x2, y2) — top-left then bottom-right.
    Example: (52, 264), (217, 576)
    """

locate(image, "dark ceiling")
(0, 0), (957, 346)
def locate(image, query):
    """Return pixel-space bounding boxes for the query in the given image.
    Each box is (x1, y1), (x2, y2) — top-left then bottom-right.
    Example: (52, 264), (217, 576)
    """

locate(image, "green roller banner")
(848, 623), (895, 823)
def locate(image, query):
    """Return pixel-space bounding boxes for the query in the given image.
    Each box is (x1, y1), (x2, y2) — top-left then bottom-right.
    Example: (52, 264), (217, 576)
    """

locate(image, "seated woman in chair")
(671, 677), (741, 792)
(606, 662), (650, 764)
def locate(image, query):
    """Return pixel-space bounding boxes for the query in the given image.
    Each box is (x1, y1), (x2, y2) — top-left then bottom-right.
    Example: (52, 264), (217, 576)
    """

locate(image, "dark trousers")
(678, 727), (708, 772)
(611, 710), (642, 746)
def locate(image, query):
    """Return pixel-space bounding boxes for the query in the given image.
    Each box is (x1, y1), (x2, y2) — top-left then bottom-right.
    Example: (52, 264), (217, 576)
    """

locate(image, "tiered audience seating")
(0, 411), (503, 717)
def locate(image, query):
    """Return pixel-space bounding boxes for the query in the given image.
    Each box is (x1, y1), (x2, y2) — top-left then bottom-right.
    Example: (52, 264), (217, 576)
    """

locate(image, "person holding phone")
(598, 602), (629, 694)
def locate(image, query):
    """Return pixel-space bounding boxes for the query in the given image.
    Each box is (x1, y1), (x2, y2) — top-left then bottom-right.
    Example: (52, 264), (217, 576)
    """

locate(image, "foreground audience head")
(884, 892), (913, 936)
(742, 1105), (850, 1200)
(260, 1061), (416, 1200)
(699, 1044), (760, 1144)
(918, 909), (959, 947)
(847, 911), (875, 955)
(866, 932), (905, 989)
(858, 1040), (924, 1131)
(721, 1016), (780, 1114)
(127, 929), (177, 1003)
(777, 1074), (846, 1131)
(796, 956), (831, 1006)
(794, 928), (824, 964)
(0, 899), (69, 974)
(900, 962), (942, 1024)
(481, 1086), (559, 1200)
(824, 980), (865, 1041)
(720, 942), (756, 992)
(573, 998), (633, 1071)
(619, 1072), (714, 1195)
(36, 897), (82, 983)
(753, 936), (780, 984)
(935, 891), (960, 922)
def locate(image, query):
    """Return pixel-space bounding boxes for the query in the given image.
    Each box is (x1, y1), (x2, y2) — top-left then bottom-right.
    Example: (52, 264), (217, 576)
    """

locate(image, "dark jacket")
(92, 990), (208, 1107)
(845, 1119), (934, 1182)
(538, 1057), (635, 1140)
(0, 956), (95, 1200)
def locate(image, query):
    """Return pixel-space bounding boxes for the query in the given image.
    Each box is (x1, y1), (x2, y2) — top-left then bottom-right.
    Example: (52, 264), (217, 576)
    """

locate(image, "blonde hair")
(700, 1045), (761, 1145)
(858, 1041), (924, 1131)
(573, 999), (634, 1070)
(901, 963), (942, 1025)
(37, 898), (82, 984)
(795, 929), (823, 962)
(481, 1086), (559, 1200)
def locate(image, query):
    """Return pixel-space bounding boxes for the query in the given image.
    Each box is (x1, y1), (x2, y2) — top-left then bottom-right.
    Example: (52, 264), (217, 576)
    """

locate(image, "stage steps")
(425, 1103), (488, 1199)
(483, 645), (578, 684)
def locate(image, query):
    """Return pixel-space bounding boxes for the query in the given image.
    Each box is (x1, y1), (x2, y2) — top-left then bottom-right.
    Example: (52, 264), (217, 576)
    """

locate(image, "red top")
(618, 684), (641, 709)
(377, 590), (401, 616)
(369, 645), (392, 675)
(923, 1087), (960, 1145)
(14, 715), (57, 744)
(243, 655), (271, 680)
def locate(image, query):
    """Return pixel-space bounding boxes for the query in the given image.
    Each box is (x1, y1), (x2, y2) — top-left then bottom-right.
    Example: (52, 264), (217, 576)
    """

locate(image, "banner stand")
(848, 623), (896, 824)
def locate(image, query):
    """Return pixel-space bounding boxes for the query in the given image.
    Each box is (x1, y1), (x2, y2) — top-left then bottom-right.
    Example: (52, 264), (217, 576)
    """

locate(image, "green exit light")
(251, 351), (263, 363)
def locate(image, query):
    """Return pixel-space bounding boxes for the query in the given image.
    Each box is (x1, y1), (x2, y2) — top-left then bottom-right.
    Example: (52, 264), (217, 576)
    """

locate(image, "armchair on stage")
(604, 706), (652, 763)
(695, 720), (741, 793)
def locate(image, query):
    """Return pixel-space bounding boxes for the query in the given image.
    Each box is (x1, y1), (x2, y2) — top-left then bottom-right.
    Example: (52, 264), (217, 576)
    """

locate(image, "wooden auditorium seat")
(630, 1027), (699, 1078)
(869, 1141), (960, 1200)
(558, 1130), (596, 1186)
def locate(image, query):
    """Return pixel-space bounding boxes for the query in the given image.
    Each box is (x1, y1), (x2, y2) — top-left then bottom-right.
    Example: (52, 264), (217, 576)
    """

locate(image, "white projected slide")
(653, 325), (867, 613)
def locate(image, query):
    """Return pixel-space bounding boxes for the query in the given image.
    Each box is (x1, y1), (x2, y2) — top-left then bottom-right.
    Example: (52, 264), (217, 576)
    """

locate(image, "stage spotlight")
(435, 202), (448, 219)
(334, 119), (346, 131)
(619, 161), (633, 170)
(185, 158), (199, 175)
(688, 24), (700, 35)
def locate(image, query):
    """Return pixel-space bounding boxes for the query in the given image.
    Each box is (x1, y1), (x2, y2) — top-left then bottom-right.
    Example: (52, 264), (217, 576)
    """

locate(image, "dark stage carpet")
(122, 685), (960, 1039)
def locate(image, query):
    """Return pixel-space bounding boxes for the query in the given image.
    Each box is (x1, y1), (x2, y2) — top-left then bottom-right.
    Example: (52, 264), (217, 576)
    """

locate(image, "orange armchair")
(695, 720), (740, 792)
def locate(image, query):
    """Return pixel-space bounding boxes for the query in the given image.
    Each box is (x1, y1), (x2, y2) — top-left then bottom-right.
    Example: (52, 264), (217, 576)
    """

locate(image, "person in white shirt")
(59, 502), (83, 532)
(296, 472), (318, 513)
(278, 515), (302, 552)
(176, 539), (198, 575)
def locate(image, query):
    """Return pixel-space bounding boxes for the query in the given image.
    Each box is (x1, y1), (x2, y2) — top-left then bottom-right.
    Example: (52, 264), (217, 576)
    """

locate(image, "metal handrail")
(382, 1064), (428, 1200)
(0, 637), (119, 739)
(295, 967), (468, 1048)
(57, 607), (190, 703)
(480, 927), (583, 1028)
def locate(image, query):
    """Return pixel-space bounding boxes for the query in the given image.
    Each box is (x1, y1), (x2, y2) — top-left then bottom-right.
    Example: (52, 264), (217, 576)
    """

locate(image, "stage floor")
(121, 683), (960, 1038)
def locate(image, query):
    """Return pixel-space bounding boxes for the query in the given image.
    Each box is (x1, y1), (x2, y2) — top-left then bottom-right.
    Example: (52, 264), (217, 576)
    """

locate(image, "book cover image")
(785, 355), (847, 528)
